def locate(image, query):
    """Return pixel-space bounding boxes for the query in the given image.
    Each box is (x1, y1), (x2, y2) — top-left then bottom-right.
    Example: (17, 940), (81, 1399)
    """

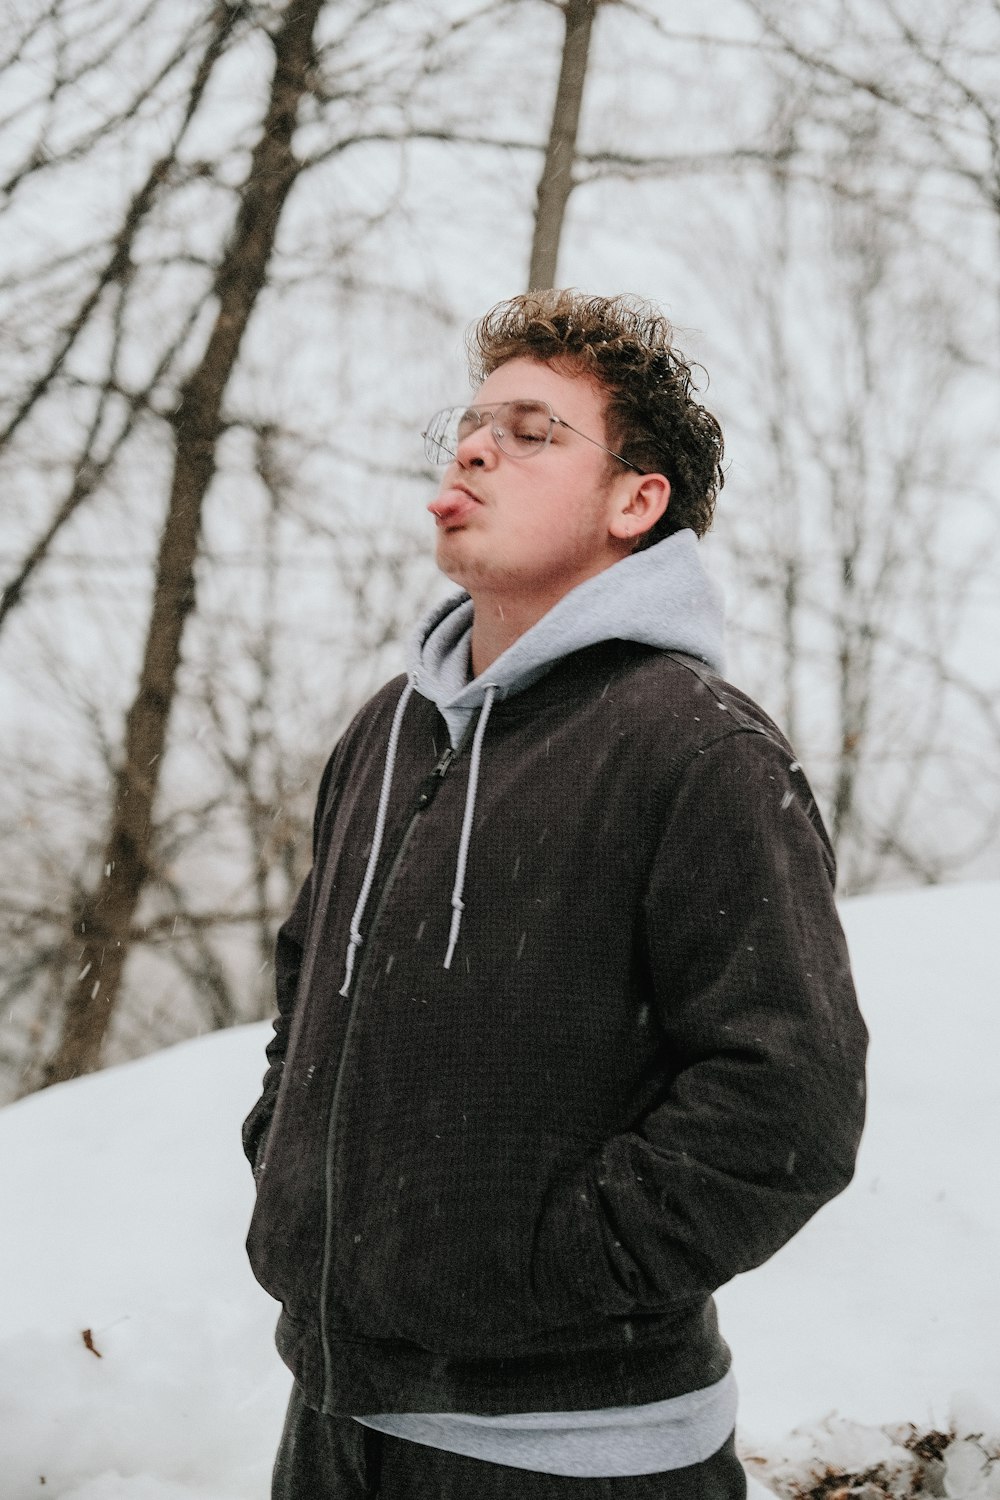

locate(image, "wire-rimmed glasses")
(422, 399), (642, 471)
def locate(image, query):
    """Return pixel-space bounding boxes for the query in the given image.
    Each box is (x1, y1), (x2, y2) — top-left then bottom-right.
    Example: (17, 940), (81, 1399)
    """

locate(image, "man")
(244, 290), (867, 1499)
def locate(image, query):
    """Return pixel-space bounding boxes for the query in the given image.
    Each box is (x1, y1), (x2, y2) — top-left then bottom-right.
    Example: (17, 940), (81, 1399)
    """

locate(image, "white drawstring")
(444, 684), (498, 970)
(338, 682), (415, 997)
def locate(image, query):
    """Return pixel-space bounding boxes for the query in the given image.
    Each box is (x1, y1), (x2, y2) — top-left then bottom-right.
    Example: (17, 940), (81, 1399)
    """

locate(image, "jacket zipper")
(319, 742), (457, 1403)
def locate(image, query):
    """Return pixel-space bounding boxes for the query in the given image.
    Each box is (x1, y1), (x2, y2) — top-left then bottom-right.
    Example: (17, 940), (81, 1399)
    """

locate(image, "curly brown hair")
(468, 290), (724, 541)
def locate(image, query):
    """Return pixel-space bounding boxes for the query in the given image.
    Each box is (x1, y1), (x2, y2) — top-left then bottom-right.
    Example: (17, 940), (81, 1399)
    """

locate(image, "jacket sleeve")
(241, 752), (338, 1179)
(532, 728), (868, 1320)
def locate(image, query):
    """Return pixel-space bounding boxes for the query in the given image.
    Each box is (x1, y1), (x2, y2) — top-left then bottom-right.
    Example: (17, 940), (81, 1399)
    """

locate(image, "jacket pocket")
(334, 1128), (592, 1358)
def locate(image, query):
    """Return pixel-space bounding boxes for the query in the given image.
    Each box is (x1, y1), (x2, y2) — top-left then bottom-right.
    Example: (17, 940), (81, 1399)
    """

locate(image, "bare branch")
(0, 4), (237, 199)
(0, 292), (208, 629)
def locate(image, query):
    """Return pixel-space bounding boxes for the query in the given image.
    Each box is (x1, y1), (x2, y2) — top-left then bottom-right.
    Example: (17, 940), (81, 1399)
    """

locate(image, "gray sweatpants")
(272, 1382), (747, 1500)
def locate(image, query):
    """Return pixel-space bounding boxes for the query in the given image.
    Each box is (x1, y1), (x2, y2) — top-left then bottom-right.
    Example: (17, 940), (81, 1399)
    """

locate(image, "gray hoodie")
(408, 528), (725, 748)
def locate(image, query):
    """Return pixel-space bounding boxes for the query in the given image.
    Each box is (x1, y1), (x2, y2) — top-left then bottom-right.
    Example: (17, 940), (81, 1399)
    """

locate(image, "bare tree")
(0, 0), (548, 1096)
(714, 89), (1000, 892)
(0, 0), (518, 1092)
(738, 0), (1000, 360)
(39, 0), (327, 1085)
(529, 0), (599, 289)
(2, 421), (438, 1099)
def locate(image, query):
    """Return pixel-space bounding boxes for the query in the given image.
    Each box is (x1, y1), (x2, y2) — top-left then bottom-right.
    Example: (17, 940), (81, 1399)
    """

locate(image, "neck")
(469, 592), (551, 677)
(467, 554), (633, 677)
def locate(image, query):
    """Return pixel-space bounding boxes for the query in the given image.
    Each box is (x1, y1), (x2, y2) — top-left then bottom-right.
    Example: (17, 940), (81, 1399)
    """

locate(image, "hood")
(408, 529), (725, 749)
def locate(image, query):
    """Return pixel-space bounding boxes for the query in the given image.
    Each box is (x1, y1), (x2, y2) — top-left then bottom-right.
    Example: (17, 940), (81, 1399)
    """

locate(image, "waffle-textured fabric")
(243, 631), (867, 1429)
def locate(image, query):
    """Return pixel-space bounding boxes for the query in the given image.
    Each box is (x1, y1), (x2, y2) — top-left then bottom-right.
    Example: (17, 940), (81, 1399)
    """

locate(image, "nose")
(454, 414), (499, 469)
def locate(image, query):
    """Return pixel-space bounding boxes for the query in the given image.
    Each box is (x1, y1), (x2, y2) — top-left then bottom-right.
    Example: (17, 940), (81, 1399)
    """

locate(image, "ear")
(608, 473), (670, 543)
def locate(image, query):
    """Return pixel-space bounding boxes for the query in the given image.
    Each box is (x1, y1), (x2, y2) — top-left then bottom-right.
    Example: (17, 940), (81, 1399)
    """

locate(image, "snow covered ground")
(0, 882), (996, 1499)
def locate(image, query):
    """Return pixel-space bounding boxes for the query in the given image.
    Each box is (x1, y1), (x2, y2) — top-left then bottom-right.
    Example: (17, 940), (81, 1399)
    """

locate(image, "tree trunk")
(528, 0), (597, 290)
(43, 0), (325, 1086)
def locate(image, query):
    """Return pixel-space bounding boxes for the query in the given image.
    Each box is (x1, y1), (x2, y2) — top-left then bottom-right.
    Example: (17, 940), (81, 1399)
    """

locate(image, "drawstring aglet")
(443, 900), (464, 971)
(339, 933), (362, 997)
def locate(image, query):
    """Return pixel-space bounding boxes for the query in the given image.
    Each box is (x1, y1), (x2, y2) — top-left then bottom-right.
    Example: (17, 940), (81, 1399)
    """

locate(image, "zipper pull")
(415, 746), (456, 809)
(433, 746), (456, 777)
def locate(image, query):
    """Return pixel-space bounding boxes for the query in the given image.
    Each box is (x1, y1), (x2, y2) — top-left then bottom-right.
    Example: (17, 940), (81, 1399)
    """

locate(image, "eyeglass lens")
(424, 401), (553, 463)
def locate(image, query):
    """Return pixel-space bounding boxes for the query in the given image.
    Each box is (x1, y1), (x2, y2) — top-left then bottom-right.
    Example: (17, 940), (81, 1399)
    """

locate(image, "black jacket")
(243, 642), (867, 1416)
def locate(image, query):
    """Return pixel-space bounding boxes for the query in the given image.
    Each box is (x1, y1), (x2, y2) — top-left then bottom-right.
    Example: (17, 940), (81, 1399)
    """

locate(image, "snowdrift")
(1, 882), (997, 1499)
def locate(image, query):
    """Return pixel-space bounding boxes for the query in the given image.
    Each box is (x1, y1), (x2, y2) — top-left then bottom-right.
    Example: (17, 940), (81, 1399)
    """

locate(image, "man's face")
(428, 357), (633, 607)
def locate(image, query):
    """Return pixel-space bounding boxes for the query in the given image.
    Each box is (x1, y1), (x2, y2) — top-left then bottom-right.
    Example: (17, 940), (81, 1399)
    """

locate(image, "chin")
(435, 547), (469, 589)
(436, 533), (478, 575)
